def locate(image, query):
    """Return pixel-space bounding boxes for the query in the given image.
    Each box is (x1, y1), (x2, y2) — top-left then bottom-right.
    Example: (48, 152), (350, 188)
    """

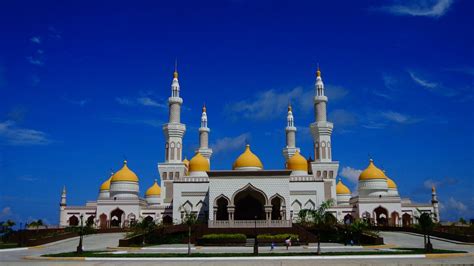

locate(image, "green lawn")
(0, 243), (18, 249)
(43, 248), (466, 258)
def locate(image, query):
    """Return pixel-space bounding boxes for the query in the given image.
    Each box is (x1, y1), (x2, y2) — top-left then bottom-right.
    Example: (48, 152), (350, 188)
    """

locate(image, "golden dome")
(232, 144), (263, 170)
(173, 71), (178, 79)
(100, 177), (112, 191)
(189, 152), (210, 172)
(358, 159), (387, 181)
(316, 66), (321, 77)
(287, 151), (308, 172)
(145, 179), (161, 196)
(111, 161), (139, 182)
(336, 178), (351, 195)
(387, 177), (397, 189)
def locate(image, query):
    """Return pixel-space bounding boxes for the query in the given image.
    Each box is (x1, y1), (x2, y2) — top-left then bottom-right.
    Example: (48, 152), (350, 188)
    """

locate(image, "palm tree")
(415, 210), (435, 253)
(307, 199), (334, 255)
(181, 210), (198, 256)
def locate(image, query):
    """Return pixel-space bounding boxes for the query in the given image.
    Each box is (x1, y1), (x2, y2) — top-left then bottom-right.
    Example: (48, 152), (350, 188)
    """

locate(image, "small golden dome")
(387, 177), (397, 189)
(233, 144), (263, 170)
(359, 159), (387, 181)
(173, 71), (178, 79)
(100, 177), (112, 191)
(202, 104), (206, 113)
(145, 179), (161, 196)
(111, 160), (139, 182)
(183, 157), (189, 165)
(189, 152), (210, 172)
(336, 178), (351, 195)
(316, 67), (321, 77)
(287, 151), (308, 172)
(288, 104), (292, 112)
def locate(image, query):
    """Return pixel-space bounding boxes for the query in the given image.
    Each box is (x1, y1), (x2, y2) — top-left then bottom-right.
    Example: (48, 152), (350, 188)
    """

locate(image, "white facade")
(59, 67), (437, 228)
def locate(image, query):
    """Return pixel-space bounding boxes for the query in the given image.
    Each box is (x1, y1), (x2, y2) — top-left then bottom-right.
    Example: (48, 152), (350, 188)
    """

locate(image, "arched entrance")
(402, 213), (412, 227)
(233, 185), (266, 220)
(69, 215), (79, 226)
(374, 206), (388, 226)
(144, 216), (154, 224)
(99, 214), (107, 229)
(110, 208), (124, 227)
(271, 197), (282, 220)
(216, 197), (229, 220)
(391, 212), (399, 226)
(163, 215), (173, 225)
(344, 214), (353, 225)
(86, 215), (95, 227)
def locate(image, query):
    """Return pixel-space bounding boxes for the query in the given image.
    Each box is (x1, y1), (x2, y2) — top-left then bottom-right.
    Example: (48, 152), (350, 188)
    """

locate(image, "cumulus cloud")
(0, 207), (12, 219)
(445, 197), (467, 212)
(381, 111), (421, 124)
(329, 109), (358, 128)
(376, 0), (454, 18)
(225, 85), (348, 120)
(0, 120), (51, 146)
(212, 133), (250, 153)
(339, 166), (362, 184)
(423, 177), (459, 190)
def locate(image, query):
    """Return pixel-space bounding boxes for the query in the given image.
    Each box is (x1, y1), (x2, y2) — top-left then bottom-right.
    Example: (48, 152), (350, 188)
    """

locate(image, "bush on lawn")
(257, 234), (299, 243)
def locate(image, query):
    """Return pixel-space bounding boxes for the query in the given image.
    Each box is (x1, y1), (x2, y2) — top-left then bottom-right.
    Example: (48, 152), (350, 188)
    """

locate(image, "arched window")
(165, 143), (169, 161)
(327, 142), (331, 159)
(317, 171), (321, 178)
(170, 142), (175, 160)
(175, 172), (179, 179)
(169, 172), (174, 180)
(162, 172), (167, 180)
(329, 171), (334, 178)
(315, 142), (320, 160)
(177, 142), (181, 161)
(321, 141), (326, 159)
(323, 171), (327, 178)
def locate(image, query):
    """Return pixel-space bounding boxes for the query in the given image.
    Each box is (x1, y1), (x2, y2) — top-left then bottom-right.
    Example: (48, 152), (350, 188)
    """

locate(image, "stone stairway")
(245, 238), (255, 247)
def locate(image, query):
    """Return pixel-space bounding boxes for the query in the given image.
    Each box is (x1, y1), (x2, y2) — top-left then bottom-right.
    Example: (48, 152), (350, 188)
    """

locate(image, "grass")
(43, 248), (467, 258)
(0, 243), (19, 249)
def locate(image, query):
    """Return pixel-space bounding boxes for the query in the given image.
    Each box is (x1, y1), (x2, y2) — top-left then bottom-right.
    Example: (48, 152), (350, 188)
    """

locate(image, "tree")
(348, 219), (369, 245)
(415, 210), (435, 253)
(181, 210), (198, 256)
(459, 217), (467, 225)
(299, 199), (335, 255)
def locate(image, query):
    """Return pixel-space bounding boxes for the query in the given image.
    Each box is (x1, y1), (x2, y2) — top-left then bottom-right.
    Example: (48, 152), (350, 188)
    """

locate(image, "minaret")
(309, 66), (339, 201)
(163, 64), (186, 163)
(282, 104), (300, 160)
(196, 104), (213, 163)
(310, 67), (333, 163)
(431, 186), (440, 222)
(59, 186), (67, 227)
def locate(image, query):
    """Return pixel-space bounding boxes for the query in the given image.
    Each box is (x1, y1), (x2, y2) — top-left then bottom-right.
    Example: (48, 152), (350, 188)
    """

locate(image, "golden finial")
(173, 58), (178, 79)
(432, 185), (436, 193)
(288, 103), (292, 112)
(123, 160), (128, 165)
(316, 63), (321, 77)
(202, 103), (206, 113)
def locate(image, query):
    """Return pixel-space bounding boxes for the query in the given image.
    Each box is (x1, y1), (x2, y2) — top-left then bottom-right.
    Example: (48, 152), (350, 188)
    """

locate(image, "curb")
(362, 244), (397, 249)
(0, 247), (29, 252)
(425, 253), (473, 259)
(23, 256), (85, 261)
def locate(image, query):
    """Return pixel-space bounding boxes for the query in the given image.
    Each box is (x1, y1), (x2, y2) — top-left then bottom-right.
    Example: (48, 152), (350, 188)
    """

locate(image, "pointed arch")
(181, 200), (193, 212)
(213, 194), (230, 206)
(269, 193), (286, 206)
(231, 183), (269, 205)
(291, 200), (302, 212)
(304, 199), (315, 210)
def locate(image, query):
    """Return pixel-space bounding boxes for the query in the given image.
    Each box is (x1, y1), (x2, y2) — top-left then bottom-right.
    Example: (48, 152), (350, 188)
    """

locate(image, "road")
(0, 231), (472, 265)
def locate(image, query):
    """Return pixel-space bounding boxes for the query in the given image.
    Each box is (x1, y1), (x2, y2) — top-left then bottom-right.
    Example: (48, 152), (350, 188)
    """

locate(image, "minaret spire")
(282, 103), (299, 160)
(197, 103), (213, 163)
(59, 185), (67, 227)
(431, 185), (440, 222)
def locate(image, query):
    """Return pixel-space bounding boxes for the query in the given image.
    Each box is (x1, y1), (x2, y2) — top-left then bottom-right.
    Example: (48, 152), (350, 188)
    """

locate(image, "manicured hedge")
(257, 234), (298, 242)
(197, 234), (247, 246)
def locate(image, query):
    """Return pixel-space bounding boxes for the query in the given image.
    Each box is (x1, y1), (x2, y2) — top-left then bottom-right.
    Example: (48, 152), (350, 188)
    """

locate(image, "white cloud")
(381, 111), (416, 124)
(225, 85), (347, 120)
(408, 71), (438, 88)
(329, 109), (357, 128)
(30, 36), (41, 44)
(26, 56), (44, 66)
(116, 96), (166, 108)
(106, 117), (162, 128)
(446, 197), (467, 212)
(212, 133), (250, 153)
(0, 120), (51, 146)
(339, 166), (362, 184)
(377, 0), (454, 18)
(68, 99), (89, 107)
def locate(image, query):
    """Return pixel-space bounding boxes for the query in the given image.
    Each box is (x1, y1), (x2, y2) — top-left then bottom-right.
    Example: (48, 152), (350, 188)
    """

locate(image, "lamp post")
(253, 215), (258, 255)
(76, 214), (84, 254)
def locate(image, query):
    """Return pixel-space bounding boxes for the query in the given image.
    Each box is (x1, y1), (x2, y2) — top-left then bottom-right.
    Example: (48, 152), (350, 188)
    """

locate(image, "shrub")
(257, 234), (298, 242)
(201, 234), (246, 241)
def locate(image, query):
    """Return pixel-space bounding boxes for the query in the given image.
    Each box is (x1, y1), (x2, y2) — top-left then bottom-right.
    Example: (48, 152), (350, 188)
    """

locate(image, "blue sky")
(0, 0), (473, 226)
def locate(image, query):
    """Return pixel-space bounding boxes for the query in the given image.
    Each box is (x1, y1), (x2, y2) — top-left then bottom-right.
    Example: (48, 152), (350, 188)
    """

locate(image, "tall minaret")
(196, 104), (213, 162)
(431, 186), (440, 222)
(158, 64), (187, 205)
(310, 67), (333, 162)
(282, 104), (300, 160)
(163, 64), (186, 163)
(309, 66), (339, 201)
(59, 186), (67, 227)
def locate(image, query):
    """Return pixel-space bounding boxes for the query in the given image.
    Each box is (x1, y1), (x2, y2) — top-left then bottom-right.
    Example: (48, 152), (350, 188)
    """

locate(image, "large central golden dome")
(111, 161), (139, 182)
(233, 144), (263, 170)
(359, 159), (387, 180)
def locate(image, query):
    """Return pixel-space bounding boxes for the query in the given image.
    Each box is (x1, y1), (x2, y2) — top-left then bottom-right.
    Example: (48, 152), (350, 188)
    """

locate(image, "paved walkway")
(0, 231), (472, 265)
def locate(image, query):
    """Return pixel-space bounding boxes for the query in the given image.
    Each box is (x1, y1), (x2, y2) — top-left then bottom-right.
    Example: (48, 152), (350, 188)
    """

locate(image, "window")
(175, 172), (180, 179)
(162, 172), (167, 180)
(329, 171), (334, 178)
(315, 142), (320, 160)
(321, 141), (326, 159)
(165, 143), (169, 161)
(323, 171), (327, 178)
(177, 142), (181, 161)
(170, 142), (175, 160)
(327, 142), (331, 159)
(169, 172), (174, 180)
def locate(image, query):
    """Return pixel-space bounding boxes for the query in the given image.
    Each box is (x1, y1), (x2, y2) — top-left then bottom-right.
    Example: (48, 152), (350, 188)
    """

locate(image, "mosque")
(59, 68), (439, 229)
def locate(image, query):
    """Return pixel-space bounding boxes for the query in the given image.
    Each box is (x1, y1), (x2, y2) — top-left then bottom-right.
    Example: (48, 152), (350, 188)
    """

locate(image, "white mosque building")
(59, 67), (439, 229)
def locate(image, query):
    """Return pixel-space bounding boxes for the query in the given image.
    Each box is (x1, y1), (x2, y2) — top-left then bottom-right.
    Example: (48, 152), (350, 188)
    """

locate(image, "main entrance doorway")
(234, 186), (266, 220)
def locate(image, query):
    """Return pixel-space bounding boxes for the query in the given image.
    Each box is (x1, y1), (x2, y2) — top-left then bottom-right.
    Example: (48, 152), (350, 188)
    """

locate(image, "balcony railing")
(208, 219), (292, 228)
